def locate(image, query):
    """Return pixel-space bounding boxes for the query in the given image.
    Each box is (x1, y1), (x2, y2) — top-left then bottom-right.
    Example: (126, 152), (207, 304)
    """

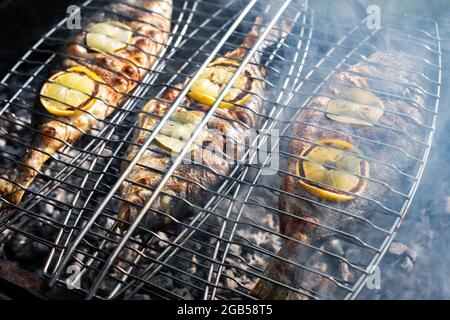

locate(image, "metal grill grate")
(0, 0), (442, 300)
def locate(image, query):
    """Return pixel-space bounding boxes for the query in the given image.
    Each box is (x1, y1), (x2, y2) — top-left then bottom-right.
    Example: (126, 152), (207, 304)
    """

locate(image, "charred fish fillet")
(118, 19), (293, 230)
(252, 51), (427, 299)
(0, 0), (172, 209)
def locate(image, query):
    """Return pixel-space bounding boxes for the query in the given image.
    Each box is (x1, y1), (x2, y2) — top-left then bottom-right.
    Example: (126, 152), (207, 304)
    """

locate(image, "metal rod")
(48, 0), (262, 293)
(0, 0), (441, 300)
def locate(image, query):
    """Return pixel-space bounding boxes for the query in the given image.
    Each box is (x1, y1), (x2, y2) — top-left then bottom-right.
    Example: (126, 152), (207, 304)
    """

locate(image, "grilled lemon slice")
(170, 110), (203, 125)
(188, 57), (257, 110)
(296, 139), (369, 202)
(40, 66), (100, 117)
(91, 21), (133, 42)
(155, 111), (205, 154)
(327, 88), (384, 126)
(86, 21), (133, 54)
(160, 120), (196, 141)
(155, 135), (187, 154)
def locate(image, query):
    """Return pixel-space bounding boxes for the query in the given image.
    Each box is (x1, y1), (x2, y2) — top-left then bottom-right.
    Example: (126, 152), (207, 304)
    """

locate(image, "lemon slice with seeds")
(296, 139), (369, 202)
(188, 57), (257, 110)
(87, 21), (133, 54)
(40, 66), (100, 117)
(327, 88), (384, 126)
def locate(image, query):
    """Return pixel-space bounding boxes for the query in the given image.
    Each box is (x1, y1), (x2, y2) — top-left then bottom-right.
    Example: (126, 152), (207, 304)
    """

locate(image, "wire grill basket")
(0, 0), (442, 300)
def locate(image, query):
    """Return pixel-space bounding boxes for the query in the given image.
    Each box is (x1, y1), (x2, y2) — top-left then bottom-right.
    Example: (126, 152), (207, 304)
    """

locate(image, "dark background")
(0, 0), (82, 75)
(0, 0), (448, 75)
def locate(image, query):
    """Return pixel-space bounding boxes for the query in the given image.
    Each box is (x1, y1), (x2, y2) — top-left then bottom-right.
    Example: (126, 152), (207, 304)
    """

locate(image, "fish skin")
(117, 19), (294, 231)
(117, 62), (265, 230)
(252, 51), (427, 300)
(0, 0), (172, 210)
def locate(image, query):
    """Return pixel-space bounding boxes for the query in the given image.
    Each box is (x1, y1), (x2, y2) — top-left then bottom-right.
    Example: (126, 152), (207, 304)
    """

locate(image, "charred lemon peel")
(40, 66), (101, 117)
(296, 139), (370, 202)
(86, 21), (134, 54)
(327, 87), (385, 126)
(187, 57), (257, 110)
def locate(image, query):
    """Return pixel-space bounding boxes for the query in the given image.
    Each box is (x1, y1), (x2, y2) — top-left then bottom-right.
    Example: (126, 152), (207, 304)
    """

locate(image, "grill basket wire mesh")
(0, 0), (311, 298)
(0, 0), (441, 300)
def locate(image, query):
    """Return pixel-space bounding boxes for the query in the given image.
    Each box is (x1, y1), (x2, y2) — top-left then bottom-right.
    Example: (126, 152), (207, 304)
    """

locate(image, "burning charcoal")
(101, 148), (113, 159)
(389, 242), (409, 256)
(40, 201), (55, 216)
(0, 229), (11, 243)
(248, 231), (271, 249)
(229, 243), (242, 256)
(245, 252), (266, 269)
(180, 273), (197, 286)
(43, 168), (54, 178)
(310, 260), (328, 274)
(150, 274), (174, 291)
(79, 159), (92, 171)
(345, 248), (369, 266)
(190, 241), (202, 253)
(55, 188), (74, 207)
(102, 217), (116, 231)
(340, 262), (354, 283)
(156, 231), (170, 250)
(4, 233), (39, 263)
(262, 213), (276, 230)
(223, 269), (238, 290)
(326, 239), (345, 256)
(173, 287), (194, 300)
(239, 276), (254, 291)
(0, 230), (11, 260)
(147, 248), (159, 258)
(405, 247), (418, 262)
(399, 256), (414, 273)
(187, 255), (198, 274)
(388, 242), (418, 261)
(175, 254), (194, 272)
(132, 294), (151, 300)
(226, 254), (246, 270)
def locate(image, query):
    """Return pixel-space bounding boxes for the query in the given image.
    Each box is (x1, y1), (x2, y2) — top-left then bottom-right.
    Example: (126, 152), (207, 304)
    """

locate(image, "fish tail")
(251, 230), (313, 300)
(0, 151), (44, 210)
(0, 120), (66, 211)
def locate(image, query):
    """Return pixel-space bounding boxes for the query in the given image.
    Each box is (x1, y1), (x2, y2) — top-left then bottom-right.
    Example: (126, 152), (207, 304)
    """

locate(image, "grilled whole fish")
(251, 51), (427, 299)
(0, 0), (172, 209)
(118, 19), (293, 231)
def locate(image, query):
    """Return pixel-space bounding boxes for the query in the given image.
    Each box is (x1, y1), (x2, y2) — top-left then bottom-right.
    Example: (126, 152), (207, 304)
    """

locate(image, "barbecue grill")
(0, 0), (442, 300)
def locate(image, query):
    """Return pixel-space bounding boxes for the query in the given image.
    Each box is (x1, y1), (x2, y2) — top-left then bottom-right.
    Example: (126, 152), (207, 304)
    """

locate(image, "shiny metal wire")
(0, 0), (441, 300)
